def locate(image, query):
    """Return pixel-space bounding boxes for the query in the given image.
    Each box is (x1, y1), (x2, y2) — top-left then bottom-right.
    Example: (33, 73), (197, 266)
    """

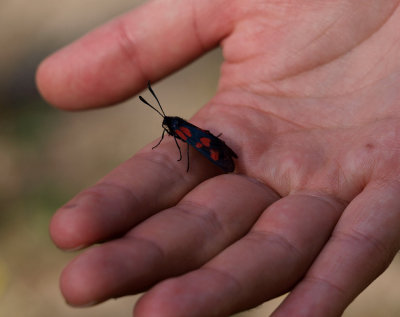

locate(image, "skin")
(36, 0), (400, 316)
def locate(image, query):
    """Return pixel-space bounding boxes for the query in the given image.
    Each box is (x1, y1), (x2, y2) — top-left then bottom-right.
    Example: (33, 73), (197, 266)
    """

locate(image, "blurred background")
(0, 0), (399, 316)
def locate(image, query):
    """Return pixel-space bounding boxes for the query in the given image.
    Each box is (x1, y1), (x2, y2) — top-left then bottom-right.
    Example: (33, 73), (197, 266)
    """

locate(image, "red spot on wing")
(200, 137), (211, 147)
(180, 127), (192, 137)
(175, 129), (187, 140)
(195, 142), (203, 148)
(210, 149), (219, 161)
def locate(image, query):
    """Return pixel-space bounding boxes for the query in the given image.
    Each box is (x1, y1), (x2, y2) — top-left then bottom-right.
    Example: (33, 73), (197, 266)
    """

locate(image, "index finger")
(50, 139), (223, 250)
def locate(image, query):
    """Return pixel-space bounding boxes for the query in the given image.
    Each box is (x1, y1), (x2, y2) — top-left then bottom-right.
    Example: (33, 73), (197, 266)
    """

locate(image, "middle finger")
(59, 174), (278, 306)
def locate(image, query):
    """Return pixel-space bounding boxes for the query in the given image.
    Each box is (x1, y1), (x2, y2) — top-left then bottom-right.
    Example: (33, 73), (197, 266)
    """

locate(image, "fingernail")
(62, 203), (78, 209)
(67, 300), (99, 308)
(63, 245), (87, 252)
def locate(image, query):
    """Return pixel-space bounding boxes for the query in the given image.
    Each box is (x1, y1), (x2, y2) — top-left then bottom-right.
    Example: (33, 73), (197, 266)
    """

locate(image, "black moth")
(139, 82), (238, 172)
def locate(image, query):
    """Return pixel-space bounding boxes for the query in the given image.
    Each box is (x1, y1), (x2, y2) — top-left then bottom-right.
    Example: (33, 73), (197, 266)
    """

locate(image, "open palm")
(37, 1), (400, 316)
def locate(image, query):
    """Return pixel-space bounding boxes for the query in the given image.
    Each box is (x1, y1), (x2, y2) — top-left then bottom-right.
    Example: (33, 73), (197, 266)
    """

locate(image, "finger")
(36, 0), (235, 110)
(134, 192), (345, 317)
(58, 174), (278, 306)
(272, 181), (400, 317)
(50, 139), (223, 250)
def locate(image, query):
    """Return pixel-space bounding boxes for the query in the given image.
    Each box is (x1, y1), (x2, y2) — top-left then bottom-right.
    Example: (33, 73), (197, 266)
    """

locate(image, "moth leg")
(152, 129), (166, 149)
(186, 142), (190, 172)
(173, 136), (182, 161)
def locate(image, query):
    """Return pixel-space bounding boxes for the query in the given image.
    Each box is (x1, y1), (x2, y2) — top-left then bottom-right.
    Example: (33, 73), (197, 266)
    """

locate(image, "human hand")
(36, 1), (400, 316)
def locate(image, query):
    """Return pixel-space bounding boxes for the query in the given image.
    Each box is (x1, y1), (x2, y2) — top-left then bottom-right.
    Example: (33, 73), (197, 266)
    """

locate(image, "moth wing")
(176, 121), (237, 172)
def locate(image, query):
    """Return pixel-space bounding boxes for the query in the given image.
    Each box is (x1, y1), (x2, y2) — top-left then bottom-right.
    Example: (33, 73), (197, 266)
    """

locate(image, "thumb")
(36, 0), (235, 110)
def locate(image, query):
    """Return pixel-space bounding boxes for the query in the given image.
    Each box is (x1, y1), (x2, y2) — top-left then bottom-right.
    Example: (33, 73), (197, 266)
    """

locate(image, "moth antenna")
(139, 96), (165, 118)
(147, 81), (166, 116)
